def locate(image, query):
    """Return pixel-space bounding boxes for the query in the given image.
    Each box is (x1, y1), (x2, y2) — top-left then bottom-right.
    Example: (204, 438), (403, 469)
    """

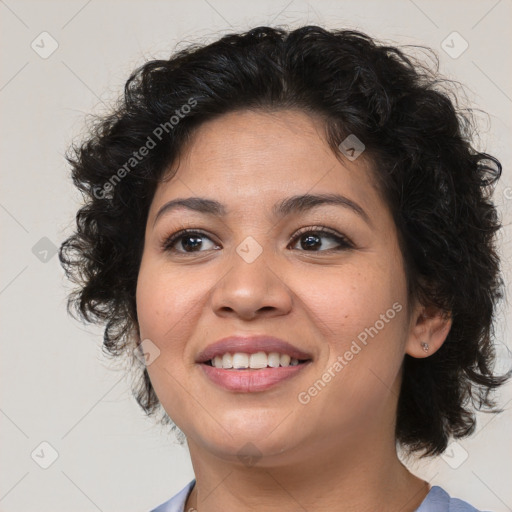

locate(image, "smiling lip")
(195, 335), (313, 364)
(195, 335), (313, 393)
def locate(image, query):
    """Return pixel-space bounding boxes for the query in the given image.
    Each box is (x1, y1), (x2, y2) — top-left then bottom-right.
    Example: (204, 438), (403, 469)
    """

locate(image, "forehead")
(150, 109), (383, 221)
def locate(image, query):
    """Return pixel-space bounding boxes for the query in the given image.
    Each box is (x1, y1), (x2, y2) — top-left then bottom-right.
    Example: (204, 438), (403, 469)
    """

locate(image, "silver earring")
(420, 342), (430, 353)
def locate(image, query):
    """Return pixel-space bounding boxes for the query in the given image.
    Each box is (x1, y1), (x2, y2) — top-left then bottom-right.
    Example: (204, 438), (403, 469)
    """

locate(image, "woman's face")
(136, 109), (417, 464)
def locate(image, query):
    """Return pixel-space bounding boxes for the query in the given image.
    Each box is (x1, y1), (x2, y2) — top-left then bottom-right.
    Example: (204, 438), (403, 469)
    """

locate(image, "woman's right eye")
(162, 229), (219, 254)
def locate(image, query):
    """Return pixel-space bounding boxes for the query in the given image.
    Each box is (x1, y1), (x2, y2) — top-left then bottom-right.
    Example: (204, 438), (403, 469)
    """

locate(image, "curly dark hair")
(59, 25), (511, 457)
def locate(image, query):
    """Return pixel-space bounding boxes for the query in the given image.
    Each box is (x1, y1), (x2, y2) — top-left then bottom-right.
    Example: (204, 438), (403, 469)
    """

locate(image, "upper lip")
(195, 335), (314, 364)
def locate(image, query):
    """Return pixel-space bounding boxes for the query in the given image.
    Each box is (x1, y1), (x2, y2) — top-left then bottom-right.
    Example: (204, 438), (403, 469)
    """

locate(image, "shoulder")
(149, 479), (196, 512)
(416, 485), (492, 512)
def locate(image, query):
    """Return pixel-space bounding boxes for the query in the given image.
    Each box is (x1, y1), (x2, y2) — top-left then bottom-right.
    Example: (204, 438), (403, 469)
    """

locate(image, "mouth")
(195, 335), (313, 365)
(195, 335), (314, 392)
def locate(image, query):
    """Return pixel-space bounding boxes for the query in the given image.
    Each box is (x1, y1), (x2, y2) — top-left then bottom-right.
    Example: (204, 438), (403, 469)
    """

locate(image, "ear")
(405, 300), (453, 358)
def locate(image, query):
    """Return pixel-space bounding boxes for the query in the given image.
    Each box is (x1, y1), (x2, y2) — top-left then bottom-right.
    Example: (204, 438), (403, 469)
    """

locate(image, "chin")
(191, 421), (301, 462)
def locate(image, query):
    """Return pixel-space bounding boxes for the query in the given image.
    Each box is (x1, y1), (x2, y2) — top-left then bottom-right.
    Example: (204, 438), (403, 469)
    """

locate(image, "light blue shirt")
(149, 479), (490, 511)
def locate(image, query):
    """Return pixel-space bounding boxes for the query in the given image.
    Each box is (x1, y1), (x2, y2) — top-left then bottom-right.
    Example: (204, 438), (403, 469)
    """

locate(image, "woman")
(59, 25), (510, 511)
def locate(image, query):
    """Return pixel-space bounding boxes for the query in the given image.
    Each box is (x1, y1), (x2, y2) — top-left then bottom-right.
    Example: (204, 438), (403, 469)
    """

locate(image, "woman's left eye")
(161, 226), (352, 254)
(288, 227), (353, 252)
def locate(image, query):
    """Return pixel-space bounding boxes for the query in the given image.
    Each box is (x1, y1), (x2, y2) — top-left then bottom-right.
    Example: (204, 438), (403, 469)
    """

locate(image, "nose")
(210, 247), (293, 321)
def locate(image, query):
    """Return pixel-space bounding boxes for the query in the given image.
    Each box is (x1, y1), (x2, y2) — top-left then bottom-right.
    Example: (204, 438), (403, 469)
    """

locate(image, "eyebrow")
(153, 193), (372, 227)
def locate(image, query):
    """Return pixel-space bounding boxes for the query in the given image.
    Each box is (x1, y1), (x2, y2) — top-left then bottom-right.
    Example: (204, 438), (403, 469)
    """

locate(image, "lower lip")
(199, 362), (311, 392)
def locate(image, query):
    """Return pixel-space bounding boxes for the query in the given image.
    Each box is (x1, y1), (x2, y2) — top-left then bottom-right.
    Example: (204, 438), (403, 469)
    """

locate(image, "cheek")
(136, 260), (203, 342)
(298, 255), (407, 393)
(299, 260), (403, 344)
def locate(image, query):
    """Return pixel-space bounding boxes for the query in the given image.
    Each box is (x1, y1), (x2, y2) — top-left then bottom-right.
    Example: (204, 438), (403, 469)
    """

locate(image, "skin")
(136, 109), (452, 512)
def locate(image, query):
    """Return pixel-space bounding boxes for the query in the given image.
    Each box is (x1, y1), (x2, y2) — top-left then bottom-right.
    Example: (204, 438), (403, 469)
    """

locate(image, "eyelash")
(161, 226), (353, 254)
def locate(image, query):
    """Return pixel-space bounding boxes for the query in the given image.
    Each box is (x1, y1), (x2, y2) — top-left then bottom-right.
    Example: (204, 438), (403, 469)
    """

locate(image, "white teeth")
(279, 354), (291, 367)
(232, 353), (249, 369)
(222, 353), (233, 369)
(249, 352), (268, 369)
(267, 352), (281, 368)
(209, 351), (306, 369)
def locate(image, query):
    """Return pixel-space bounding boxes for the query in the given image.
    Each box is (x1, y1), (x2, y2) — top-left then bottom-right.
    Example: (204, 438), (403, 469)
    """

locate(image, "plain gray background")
(1, 1), (511, 511)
